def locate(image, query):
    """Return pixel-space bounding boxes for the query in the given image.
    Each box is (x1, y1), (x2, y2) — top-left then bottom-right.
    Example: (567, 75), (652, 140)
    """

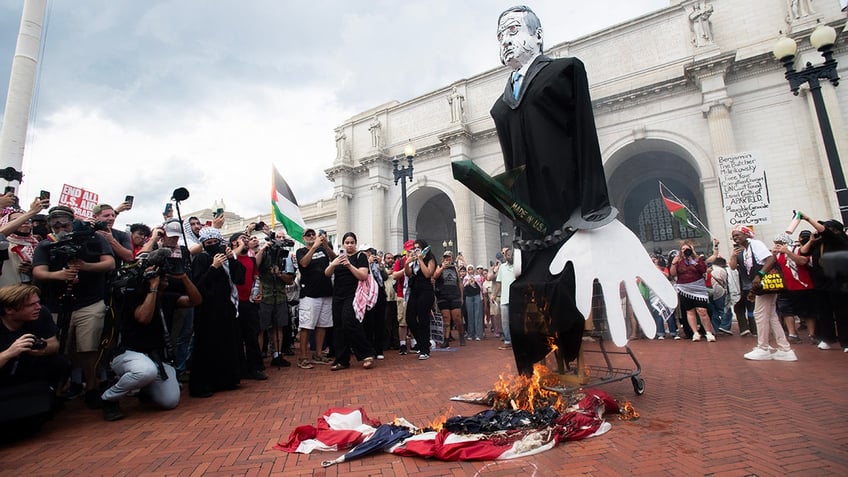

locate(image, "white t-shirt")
(496, 262), (516, 305)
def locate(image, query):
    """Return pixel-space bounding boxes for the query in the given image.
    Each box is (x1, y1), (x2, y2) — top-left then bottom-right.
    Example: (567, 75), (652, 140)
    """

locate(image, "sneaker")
(418, 353), (430, 360)
(844, 348), (848, 353)
(399, 344), (408, 355)
(705, 332), (716, 342)
(498, 343), (512, 350)
(376, 354), (385, 360)
(297, 358), (314, 369)
(740, 330), (751, 337)
(718, 328), (734, 335)
(818, 341), (836, 350)
(744, 347), (772, 361)
(691, 332), (702, 342)
(410, 345), (420, 354)
(102, 400), (125, 422)
(311, 354), (332, 365)
(772, 349), (798, 361)
(787, 335), (802, 344)
(657, 335), (665, 340)
(673, 335), (681, 340)
(474, 337), (481, 341)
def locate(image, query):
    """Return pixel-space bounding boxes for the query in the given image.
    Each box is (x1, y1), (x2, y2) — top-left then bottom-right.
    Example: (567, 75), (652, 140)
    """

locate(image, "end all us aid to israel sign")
(58, 184), (99, 220)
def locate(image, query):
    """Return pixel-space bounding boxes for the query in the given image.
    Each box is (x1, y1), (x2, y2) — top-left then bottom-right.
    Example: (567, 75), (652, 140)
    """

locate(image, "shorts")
(259, 302), (289, 329)
(678, 294), (709, 313)
(437, 297), (463, 310)
(776, 290), (816, 317)
(397, 298), (407, 327)
(298, 296), (333, 330)
(53, 301), (107, 353)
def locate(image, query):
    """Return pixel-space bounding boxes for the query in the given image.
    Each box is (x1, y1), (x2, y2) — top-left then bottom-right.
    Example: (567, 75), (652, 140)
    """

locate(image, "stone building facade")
(301, 0), (848, 266)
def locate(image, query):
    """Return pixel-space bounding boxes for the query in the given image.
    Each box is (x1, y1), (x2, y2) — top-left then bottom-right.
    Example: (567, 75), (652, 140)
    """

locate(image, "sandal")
(330, 363), (349, 371)
(362, 357), (375, 369)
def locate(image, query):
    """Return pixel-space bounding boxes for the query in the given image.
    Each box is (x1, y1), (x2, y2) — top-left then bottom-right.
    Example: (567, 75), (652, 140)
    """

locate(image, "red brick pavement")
(2, 330), (847, 476)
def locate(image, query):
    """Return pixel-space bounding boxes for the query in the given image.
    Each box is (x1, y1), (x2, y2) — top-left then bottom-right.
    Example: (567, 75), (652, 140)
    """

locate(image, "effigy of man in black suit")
(489, 5), (676, 376)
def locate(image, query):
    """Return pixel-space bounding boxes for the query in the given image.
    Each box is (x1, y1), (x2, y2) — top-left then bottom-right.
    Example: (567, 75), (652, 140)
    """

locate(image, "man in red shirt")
(230, 233), (267, 380)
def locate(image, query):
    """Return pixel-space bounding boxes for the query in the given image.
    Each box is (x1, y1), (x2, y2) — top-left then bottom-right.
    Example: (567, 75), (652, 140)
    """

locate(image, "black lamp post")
(773, 24), (848, 224)
(393, 142), (416, 241)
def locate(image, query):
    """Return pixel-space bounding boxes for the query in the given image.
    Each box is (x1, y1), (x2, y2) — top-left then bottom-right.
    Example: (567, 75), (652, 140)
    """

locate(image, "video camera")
(45, 220), (108, 264)
(113, 248), (183, 294)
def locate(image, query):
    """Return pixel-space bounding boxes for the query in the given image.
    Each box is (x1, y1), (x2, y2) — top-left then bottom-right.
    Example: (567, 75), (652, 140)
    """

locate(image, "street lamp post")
(393, 142), (416, 242)
(773, 24), (848, 224)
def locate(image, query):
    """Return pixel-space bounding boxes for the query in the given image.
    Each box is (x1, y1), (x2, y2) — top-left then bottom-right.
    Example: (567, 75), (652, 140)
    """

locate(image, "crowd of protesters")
(637, 213), (848, 363)
(3, 186), (845, 438)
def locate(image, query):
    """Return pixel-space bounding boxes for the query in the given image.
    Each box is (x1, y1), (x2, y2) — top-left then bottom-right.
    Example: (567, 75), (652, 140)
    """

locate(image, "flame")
(619, 400), (640, 421)
(491, 363), (570, 412)
(426, 405), (453, 431)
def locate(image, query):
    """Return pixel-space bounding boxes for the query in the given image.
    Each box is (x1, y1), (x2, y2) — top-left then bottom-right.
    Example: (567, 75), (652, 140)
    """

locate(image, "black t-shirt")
(436, 266), (461, 299)
(32, 233), (114, 312)
(1, 306), (57, 383)
(296, 246), (333, 298)
(408, 254), (436, 293)
(807, 228), (848, 290)
(332, 252), (368, 299)
(119, 291), (179, 353)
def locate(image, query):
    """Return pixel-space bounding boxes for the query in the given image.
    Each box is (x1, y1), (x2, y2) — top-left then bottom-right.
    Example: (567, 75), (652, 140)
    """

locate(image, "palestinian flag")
(660, 184), (697, 229)
(271, 165), (306, 238)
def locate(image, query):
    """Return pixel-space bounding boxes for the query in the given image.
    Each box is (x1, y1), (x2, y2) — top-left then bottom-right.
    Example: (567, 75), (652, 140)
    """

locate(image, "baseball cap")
(403, 239), (414, 253)
(443, 250), (453, 257)
(47, 206), (74, 220)
(303, 228), (316, 236)
(163, 220), (182, 237)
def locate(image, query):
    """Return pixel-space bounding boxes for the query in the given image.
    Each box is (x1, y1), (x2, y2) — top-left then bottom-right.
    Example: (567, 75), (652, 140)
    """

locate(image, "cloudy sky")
(0, 0), (671, 227)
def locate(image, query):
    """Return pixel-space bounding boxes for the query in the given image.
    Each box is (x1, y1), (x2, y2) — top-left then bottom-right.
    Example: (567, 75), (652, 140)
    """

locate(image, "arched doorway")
(607, 146), (708, 256)
(400, 186), (456, 257)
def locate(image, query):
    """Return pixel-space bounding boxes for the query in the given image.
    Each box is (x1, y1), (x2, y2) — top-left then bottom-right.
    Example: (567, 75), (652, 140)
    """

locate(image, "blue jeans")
(465, 294), (483, 339)
(102, 350), (180, 409)
(652, 307), (678, 337)
(709, 294), (727, 332)
(500, 304), (512, 343)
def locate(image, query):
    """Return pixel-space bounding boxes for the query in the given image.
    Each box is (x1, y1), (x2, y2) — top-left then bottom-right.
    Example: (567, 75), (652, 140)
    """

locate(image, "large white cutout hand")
(548, 220), (677, 346)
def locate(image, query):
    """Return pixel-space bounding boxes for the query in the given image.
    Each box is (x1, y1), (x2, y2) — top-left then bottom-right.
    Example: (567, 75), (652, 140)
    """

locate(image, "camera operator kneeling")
(0, 284), (68, 441)
(100, 265), (201, 421)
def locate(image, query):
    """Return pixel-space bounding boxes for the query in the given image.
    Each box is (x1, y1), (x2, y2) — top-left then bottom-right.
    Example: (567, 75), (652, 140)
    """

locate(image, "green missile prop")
(451, 160), (550, 236)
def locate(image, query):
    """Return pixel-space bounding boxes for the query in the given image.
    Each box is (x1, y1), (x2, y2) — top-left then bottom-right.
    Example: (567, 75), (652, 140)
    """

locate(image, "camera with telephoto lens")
(30, 337), (47, 350)
(683, 248), (694, 257)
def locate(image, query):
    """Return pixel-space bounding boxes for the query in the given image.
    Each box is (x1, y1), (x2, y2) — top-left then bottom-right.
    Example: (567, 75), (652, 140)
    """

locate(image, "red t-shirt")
(393, 256), (406, 298)
(776, 253), (813, 291)
(235, 254), (257, 301)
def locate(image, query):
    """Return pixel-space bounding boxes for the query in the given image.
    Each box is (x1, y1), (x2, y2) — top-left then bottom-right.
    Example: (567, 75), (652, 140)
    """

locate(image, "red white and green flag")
(659, 184), (697, 230)
(271, 165), (306, 239)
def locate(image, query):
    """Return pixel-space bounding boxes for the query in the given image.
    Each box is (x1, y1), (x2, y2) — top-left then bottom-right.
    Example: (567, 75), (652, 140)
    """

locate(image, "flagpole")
(270, 164), (276, 229)
(659, 181), (716, 239)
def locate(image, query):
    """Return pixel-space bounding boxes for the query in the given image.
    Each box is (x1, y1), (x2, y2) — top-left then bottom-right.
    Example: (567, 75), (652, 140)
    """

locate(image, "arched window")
(637, 197), (700, 243)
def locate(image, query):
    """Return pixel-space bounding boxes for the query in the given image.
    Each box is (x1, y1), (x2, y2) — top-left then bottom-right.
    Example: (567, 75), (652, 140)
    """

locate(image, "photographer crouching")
(32, 206), (115, 409)
(99, 249), (201, 421)
(0, 284), (69, 440)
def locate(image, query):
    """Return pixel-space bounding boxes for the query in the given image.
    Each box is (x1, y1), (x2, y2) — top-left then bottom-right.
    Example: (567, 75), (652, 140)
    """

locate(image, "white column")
(370, 183), (387, 251)
(0, 0), (47, 181)
(701, 94), (737, 244)
(334, 191), (351, 245)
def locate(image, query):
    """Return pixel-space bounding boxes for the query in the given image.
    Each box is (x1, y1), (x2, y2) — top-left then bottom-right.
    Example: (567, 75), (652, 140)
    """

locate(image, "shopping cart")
(542, 281), (645, 396)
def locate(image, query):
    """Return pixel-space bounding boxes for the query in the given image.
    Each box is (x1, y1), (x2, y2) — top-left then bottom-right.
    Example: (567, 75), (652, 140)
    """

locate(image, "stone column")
(334, 190), (351, 244)
(440, 130), (475, 264)
(370, 183), (387, 251)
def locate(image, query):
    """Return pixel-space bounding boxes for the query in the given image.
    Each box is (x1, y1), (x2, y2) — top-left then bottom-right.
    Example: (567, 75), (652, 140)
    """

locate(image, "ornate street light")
(393, 142), (416, 241)
(773, 24), (847, 223)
